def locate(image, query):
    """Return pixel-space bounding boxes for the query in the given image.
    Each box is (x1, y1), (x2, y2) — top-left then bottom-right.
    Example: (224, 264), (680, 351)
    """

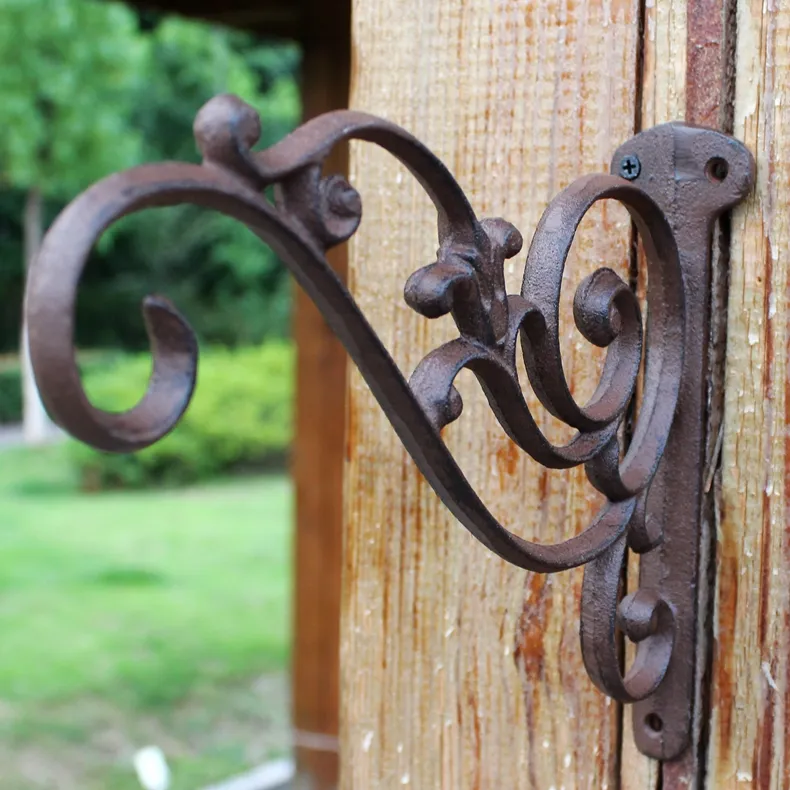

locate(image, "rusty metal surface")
(23, 95), (754, 761)
(604, 124), (754, 761)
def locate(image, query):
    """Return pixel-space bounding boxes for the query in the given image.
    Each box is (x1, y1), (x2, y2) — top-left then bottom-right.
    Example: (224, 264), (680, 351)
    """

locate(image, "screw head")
(619, 154), (641, 180)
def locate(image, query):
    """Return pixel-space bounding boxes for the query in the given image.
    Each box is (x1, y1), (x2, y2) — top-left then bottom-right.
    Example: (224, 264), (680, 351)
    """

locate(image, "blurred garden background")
(0, 0), (300, 786)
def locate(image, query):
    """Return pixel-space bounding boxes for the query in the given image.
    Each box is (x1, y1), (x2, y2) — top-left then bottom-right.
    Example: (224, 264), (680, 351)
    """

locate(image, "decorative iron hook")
(23, 94), (755, 762)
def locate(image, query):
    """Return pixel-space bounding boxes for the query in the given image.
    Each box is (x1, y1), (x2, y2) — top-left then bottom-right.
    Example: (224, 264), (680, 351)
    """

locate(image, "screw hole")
(706, 157), (729, 183)
(645, 713), (663, 733)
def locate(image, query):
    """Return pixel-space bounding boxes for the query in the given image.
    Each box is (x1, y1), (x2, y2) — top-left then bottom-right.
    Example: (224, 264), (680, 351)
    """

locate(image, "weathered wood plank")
(709, 2), (790, 787)
(341, 2), (639, 787)
(641, 0), (687, 128)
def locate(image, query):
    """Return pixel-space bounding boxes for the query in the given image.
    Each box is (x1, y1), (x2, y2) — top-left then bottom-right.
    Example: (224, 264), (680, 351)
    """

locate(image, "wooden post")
(620, 2), (786, 787)
(709, 2), (790, 787)
(341, 2), (640, 787)
(289, 6), (351, 789)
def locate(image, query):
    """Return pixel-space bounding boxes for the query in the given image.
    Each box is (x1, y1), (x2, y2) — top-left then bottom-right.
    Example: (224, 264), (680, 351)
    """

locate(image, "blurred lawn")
(0, 444), (292, 790)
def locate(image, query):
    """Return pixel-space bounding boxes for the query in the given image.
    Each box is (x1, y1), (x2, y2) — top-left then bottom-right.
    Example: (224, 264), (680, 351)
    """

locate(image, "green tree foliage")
(0, 0), (151, 439)
(77, 19), (301, 349)
(0, 0), (146, 195)
(0, 0), (301, 353)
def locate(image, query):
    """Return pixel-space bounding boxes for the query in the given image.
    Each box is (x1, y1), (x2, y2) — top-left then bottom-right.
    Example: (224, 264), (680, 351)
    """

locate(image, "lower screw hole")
(645, 713), (663, 733)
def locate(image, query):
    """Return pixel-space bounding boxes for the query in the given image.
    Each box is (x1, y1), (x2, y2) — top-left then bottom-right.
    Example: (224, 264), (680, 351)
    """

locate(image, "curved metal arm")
(23, 94), (755, 761)
(24, 93), (666, 574)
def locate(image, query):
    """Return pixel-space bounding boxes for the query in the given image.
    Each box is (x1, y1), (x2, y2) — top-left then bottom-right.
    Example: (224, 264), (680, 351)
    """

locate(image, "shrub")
(69, 342), (293, 489)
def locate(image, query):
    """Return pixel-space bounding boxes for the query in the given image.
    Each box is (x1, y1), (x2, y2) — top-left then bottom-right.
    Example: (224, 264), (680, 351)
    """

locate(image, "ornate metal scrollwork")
(24, 94), (755, 761)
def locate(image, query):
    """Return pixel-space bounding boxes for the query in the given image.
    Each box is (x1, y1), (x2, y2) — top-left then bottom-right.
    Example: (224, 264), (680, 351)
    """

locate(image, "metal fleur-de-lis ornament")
(23, 94), (754, 761)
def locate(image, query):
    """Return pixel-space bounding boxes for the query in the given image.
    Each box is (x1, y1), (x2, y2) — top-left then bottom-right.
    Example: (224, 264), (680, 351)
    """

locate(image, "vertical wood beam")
(290, 6), (351, 788)
(709, 2), (790, 787)
(341, 2), (640, 788)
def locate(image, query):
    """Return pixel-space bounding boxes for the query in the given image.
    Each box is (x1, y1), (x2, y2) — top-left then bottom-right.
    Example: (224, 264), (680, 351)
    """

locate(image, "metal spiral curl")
(581, 536), (675, 703)
(25, 93), (693, 708)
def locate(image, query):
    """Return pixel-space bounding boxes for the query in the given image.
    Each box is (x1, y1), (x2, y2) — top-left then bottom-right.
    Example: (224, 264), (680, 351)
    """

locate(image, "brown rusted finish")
(603, 123), (753, 761)
(23, 96), (754, 761)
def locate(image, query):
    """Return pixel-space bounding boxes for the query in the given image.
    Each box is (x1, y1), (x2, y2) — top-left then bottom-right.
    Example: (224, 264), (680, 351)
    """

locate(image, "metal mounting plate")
(609, 123), (755, 760)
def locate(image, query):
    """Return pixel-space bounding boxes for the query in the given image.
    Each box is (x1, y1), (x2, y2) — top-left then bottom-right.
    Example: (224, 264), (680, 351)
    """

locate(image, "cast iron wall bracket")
(23, 94), (755, 762)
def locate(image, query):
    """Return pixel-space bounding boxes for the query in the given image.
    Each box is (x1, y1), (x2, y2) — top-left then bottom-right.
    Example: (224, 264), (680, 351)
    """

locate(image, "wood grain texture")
(640, 0), (687, 129)
(709, 2), (790, 787)
(341, 2), (639, 788)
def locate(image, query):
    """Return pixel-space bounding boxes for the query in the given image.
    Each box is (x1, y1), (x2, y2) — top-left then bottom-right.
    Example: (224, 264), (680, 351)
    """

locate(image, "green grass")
(0, 444), (293, 790)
